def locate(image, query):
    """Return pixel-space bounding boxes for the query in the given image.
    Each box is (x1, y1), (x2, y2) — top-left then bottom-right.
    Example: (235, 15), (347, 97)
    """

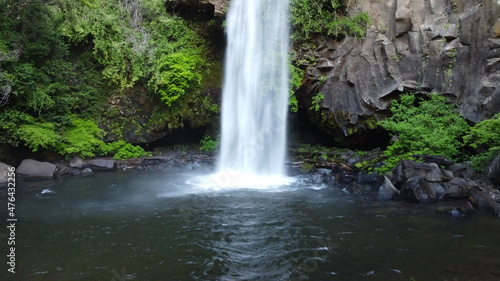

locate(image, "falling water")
(217, 0), (290, 184)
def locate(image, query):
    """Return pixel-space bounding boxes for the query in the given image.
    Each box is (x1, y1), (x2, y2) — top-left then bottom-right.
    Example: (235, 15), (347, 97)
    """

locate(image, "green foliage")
(55, 0), (145, 88)
(310, 93), (325, 112)
(0, 0), (217, 159)
(16, 122), (59, 152)
(150, 53), (204, 106)
(290, 0), (369, 41)
(199, 135), (219, 154)
(289, 60), (303, 113)
(56, 118), (106, 158)
(58, 119), (150, 159)
(0, 109), (58, 149)
(464, 114), (500, 171)
(377, 94), (469, 172)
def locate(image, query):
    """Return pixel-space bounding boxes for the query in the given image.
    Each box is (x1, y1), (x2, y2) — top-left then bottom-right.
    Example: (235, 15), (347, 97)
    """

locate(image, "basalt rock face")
(295, 0), (500, 146)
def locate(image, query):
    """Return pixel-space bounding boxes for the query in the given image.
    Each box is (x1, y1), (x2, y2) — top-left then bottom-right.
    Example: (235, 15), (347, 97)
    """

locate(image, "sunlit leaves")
(464, 114), (500, 171)
(150, 53), (204, 106)
(378, 94), (469, 170)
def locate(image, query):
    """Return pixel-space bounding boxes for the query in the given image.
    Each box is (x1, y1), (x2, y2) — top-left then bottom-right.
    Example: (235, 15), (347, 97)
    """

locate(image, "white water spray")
(216, 0), (290, 186)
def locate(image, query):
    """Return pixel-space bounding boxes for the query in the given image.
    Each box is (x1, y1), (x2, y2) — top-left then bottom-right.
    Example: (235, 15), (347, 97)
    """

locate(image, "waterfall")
(216, 0), (290, 185)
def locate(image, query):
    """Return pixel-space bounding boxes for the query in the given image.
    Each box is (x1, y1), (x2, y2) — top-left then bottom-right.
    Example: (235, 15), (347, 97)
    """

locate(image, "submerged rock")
(436, 201), (475, 217)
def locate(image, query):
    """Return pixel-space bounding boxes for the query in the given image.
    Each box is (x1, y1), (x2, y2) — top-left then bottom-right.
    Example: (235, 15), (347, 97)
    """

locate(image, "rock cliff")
(295, 0), (500, 145)
(154, 0), (498, 148)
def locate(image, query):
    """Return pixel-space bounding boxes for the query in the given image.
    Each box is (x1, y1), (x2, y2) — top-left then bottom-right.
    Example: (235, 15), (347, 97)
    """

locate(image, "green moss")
(301, 162), (315, 173)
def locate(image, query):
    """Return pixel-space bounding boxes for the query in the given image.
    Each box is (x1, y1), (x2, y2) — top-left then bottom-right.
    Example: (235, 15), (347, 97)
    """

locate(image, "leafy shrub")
(149, 52), (204, 106)
(16, 123), (59, 152)
(289, 60), (303, 113)
(290, 0), (369, 41)
(464, 114), (500, 171)
(309, 93), (325, 111)
(57, 118), (106, 158)
(104, 140), (151, 160)
(377, 94), (469, 172)
(199, 135), (219, 154)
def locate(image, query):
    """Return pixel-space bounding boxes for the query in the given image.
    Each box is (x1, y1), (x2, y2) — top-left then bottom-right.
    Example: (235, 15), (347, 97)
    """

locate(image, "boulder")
(69, 156), (84, 168)
(400, 176), (437, 203)
(312, 168), (334, 184)
(442, 177), (479, 198)
(86, 159), (116, 171)
(378, 176), (399, 200)
(469, 187), (500, 217)
(0, 162), (14, 188)
(17, 159), (56, 179)
(357, 171), (384, 191)
(447, 163), (469, 177)
(395, 160), (451, 183)
(487, 153), (500, 183)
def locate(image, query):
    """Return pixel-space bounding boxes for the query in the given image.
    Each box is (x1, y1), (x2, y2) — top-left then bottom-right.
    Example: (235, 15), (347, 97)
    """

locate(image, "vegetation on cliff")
(377, 94), (469, 171)
(373, 93), (499, 173)
(0, 0), (218, 159)
(290, 0), (369, 41)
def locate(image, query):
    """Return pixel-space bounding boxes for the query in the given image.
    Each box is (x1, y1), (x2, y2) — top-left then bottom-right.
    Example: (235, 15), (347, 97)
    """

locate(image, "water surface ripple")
(4, 170), (500, 281)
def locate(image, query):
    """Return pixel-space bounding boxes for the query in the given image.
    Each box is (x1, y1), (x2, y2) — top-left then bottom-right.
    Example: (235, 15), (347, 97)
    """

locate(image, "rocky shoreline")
(1, 148), (499, 218)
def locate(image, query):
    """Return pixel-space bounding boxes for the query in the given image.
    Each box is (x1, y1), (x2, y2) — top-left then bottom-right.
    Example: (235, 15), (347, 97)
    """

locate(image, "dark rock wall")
(295, 0), (500, 146)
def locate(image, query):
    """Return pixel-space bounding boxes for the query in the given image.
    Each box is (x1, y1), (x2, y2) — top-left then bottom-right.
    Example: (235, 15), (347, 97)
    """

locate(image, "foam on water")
(187, 172), (296, 191)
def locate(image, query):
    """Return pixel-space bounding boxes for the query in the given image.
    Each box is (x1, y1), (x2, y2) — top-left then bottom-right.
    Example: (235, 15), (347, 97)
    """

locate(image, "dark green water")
(2, 170), (500, 281)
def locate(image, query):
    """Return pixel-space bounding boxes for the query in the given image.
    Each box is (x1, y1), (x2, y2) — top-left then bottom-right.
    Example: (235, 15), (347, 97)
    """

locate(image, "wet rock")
(166, 159), (182, 168)
(357, 171), (383, 186)
(436, 201), (475, 217)
(0, 162), (14, 188)
(312, 168), (333, 184)
(397, 160), (451, 183)
(69, 156), (84, 168)
(378, 176), (399, 200)
(400, 176), (437, 203)
(86, 159), (116, 171)
(487, 154), (500, 183)
(184, 161), (202, 171)
(17, 159), (56, 179)
(469, 187), (500, 217)
(336, 170), (357, 185)
(443, 177), (478, 198)
(55, 162), (71, 178)
(447, 163), (469, 177)
(81, 168), (93, 175)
